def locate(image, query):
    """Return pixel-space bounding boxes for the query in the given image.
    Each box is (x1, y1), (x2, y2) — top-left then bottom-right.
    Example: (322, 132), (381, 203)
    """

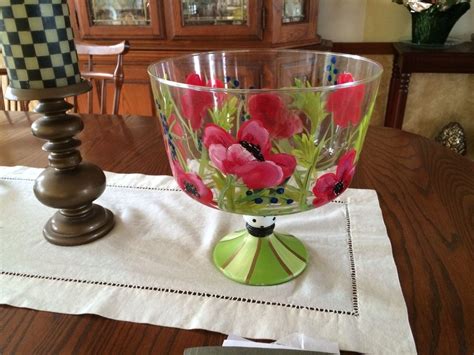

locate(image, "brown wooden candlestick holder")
(5, 81), (115, 246)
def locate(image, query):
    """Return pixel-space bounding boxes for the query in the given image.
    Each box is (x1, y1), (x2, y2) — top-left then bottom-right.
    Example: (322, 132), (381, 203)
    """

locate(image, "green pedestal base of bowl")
(213, 229), (308, 286)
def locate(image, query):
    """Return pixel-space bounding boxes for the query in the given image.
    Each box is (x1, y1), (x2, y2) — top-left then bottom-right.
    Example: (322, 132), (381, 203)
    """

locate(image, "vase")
(410, 2), (470, 45)
(148, 50), (382, 285)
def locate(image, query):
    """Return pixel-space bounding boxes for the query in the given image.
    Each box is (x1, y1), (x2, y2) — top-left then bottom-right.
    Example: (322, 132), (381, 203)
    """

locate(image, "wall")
(317, 0), (368, 42)
(318, 0), (474, 42)
(318, 0), (474, 159)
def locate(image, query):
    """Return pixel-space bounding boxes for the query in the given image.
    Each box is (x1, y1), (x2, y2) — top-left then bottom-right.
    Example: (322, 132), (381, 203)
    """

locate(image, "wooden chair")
(0, 68), (5, 111)
(74, 40), (129, 115)
(0, 68), (30, 111)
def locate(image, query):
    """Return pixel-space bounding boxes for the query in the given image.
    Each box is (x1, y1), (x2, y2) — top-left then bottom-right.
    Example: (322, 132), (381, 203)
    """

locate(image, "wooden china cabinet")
(68, 0), (327, 116)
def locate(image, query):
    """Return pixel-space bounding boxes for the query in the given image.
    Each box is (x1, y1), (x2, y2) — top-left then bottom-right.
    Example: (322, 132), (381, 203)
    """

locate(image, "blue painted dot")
(270, 197), (278, 203)
(286, 199), (294, 204)
(241, 113), (250, 122)
(331, 56), (337, 64)
(233, 79), (240, 87)
(333, 68), (339, 74)
(254, 198), (263, 204)
(225, 76), (231, 82)
(328, 75), (332, 82)
(246, 190), (253, 196)
(326, 65), (331, 71)
(276, 187), (284, 194)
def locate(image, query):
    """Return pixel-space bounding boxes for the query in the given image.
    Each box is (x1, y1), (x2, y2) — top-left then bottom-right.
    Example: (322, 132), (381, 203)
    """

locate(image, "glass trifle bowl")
(148, 50), (382, 286)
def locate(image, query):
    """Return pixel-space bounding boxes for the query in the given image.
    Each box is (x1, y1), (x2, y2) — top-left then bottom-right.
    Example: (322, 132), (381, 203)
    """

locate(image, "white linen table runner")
(0, 166), (416, 354)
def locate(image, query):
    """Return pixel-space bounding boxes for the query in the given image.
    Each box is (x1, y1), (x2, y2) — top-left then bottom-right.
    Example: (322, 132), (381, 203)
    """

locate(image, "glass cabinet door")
(88, 0), (151, 26)
(269, 0), (319, 45)
(71, 0), (162, 39)
(166, 0), (262, 40)
(282, 0), (306, 23)
(181, 0), (248, 26)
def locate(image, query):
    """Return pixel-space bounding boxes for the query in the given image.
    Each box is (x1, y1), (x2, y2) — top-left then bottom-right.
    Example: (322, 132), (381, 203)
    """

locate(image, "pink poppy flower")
(203, 120), (296, 189)
(248, 93), (303, 138)
(326, 73), (365, 128)
(312, 149), (356, 207)
(174, 163), (214, 205)
(181, 73), (224, 131)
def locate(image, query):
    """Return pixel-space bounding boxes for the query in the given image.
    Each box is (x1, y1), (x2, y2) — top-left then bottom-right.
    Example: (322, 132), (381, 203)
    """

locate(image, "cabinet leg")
(385, 62), (411, 129)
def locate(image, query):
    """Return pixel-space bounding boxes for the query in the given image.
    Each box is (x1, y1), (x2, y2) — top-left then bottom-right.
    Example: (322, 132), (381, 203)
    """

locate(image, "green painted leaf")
(291, 133), (317, 168)
(210, 96), (238, 131)
(291, 79), (326, 135)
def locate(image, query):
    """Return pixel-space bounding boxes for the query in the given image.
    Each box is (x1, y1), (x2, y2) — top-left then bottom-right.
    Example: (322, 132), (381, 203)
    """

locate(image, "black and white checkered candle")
(0, 0), (81, 89)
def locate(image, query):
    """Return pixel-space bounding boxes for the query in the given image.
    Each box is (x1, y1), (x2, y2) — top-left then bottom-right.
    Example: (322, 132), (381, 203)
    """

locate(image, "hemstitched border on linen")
(0, 176), (360, 317)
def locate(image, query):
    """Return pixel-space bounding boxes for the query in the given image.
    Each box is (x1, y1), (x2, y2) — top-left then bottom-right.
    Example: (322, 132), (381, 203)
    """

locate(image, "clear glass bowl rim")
(147, 49), (384, 94)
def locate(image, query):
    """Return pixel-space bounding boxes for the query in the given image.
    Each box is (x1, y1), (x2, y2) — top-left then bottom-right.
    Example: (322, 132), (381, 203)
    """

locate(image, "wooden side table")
(384, 41), (474, 129)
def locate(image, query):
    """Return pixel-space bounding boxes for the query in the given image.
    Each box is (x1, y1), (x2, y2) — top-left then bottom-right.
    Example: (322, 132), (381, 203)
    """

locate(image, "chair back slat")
(75, 41), (128, 57)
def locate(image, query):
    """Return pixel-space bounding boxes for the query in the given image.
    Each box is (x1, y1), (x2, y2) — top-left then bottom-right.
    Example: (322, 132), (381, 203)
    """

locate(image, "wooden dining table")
(0, 110), (473, 354)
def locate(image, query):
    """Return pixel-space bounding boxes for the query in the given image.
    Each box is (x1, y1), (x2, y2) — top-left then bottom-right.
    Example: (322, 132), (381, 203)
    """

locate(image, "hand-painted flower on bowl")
(149, 50), (382, 285)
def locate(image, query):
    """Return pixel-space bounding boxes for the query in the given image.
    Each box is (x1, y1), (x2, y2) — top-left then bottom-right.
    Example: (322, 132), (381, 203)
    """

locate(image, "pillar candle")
(0, 0), (81, 89)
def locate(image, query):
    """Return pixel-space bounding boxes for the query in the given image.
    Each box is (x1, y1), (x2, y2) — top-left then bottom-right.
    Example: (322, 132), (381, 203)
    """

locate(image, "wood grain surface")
(0, 111), (473, 354)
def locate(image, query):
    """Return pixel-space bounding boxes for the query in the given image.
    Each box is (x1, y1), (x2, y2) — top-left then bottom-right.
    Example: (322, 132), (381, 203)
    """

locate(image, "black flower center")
(333, 181), (344, 195)
(184, 181), (200, 198)
(239, 141), (264, 161)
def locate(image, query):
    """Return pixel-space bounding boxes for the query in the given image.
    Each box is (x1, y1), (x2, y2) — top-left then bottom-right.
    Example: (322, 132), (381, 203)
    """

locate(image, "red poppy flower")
(181, 73), (224, 131)
(248, 93), (303, 138)
(203, 120), (296, 189)
(312, 149), (356, 207)
(173, 162), (214, 206)
(326, 73), (365, 128)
